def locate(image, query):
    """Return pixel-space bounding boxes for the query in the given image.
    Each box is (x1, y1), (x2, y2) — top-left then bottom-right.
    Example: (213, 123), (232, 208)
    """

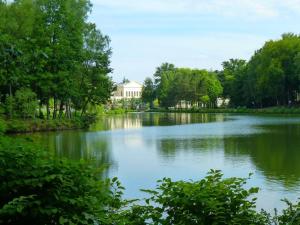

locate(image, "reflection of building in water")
(106, 114), (143, 130)
(171, 113), (191, 124)
(167, 113), (226, 124)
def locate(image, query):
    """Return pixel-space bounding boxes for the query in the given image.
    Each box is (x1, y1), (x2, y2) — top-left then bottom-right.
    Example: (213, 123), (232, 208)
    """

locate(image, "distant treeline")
(142, 33), (300, 109)
(0, 0), (113, 119)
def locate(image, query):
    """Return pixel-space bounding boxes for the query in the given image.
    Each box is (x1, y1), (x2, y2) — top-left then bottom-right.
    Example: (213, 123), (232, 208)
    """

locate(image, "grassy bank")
(0, 116), (95, 134)
(149, 107), (300, 115)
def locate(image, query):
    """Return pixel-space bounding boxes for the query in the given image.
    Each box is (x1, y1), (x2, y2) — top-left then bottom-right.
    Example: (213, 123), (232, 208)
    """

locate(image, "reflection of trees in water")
(142, 113), (227, 126)
(93, 113), (228, 131)
(30, 132), (113, 177)
(155, 123), (300, 188)
(156, 138), (223, 158)
(93, 114), (144, 130)
(223, 123), (300, 188)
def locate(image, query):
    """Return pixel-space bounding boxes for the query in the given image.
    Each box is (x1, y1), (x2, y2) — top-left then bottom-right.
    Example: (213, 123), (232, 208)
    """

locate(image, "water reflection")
(157, 138), (223, 159)
(91, 113), (229, 131)
(224, 123), (300, 188)
(29, 131), (112, 169)
(22, 113), (300, 210)
(154, 121), (300, 189)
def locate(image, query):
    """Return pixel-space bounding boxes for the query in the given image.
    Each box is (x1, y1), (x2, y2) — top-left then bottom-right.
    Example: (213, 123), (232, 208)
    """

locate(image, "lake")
(26, 113), (300, 211)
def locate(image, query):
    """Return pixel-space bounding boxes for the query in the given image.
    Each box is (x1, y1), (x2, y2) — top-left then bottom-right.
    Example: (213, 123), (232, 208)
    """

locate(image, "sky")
(89, 0), (300, 83)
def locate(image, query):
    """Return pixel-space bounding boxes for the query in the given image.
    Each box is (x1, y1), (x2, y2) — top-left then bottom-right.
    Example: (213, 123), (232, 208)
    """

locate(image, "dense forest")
(142, 34), (300, 109)
(0, 0), (113, 120)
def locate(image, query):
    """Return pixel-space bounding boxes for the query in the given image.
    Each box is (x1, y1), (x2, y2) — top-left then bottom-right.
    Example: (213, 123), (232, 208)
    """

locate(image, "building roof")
(119, 81), (142, 88)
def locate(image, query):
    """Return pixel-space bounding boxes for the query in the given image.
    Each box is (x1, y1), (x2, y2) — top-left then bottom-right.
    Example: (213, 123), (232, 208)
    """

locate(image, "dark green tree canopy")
(149, 64), (223, 108)
(0, 0), (113, 119)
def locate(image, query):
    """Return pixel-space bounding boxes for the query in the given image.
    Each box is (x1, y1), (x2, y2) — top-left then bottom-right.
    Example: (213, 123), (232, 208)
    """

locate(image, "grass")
(1, 116), (94, 134)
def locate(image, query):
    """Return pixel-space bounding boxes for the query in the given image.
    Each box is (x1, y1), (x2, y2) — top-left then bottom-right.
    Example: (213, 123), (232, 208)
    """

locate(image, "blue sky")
(90, 0), (300, 83)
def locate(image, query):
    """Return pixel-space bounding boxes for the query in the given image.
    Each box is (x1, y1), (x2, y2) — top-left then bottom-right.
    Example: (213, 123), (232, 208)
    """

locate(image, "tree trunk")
(81, 99), (89, 117)
(53, 97), (57, 119)
(39, 103), (43, 119)
(46, 99), (50, 120)
(58, 101), (64, 119)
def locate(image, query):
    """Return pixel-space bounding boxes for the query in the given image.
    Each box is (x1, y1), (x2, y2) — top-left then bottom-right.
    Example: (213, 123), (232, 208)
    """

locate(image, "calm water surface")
(27, 113), (300, 211)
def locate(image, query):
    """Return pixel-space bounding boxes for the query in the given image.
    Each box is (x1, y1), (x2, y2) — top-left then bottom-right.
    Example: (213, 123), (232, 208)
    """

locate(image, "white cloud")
(92, 0), (300, 19)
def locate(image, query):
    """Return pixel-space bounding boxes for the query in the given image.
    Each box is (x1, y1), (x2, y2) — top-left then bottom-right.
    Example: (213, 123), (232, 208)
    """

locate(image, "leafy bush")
(0, 118), (6, 134)
(0, 137), (124, 225)
(4, 95), (15, 118)
(124, 170), (269, 225)
(14, 88), (38, 119)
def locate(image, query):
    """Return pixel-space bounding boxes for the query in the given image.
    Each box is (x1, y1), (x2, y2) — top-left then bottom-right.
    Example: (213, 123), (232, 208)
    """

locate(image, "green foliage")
(0, 0), (113, 120)
(153, 64), (223, 108)
(0, 118), (6, 134)
(14, 88), (38, 119)
(142, 77), (156, 108)
(4, 95), (15, 118)
(3, 117), (91, 134)
(218, 34), (300, 108)
(217, 59), (247, 107)
(150, 106), (300, 115)
(107, 108), (127, 114)
(125, 170), (268, 225)
(276, 200), (300, 224)
(0, 137), (124, 225)
(151, 34), (300, 109)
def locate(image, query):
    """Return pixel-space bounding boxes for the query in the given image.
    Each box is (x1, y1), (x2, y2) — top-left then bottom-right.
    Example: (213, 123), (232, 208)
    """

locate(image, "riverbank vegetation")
(142, 34), (300, 110)
(0, 0), (113, 131)
(1, 135), (300, 224)
(150, 106), (300, 115)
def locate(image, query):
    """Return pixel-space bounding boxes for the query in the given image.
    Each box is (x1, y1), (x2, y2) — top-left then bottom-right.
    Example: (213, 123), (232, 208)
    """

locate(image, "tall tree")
(0, 0), (113, 119)
(142, 77), (156, 108)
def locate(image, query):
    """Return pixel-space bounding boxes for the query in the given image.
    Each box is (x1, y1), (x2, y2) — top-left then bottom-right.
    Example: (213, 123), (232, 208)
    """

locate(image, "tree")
(153, 62), (175, 87)
(242, 34), (300, 107)
(153, 66), (222, 108)
(15, 88), (38, 119)
(141, 78), (156, 108)
(219, 59), (247, 106)
(0, 0), (113, 119)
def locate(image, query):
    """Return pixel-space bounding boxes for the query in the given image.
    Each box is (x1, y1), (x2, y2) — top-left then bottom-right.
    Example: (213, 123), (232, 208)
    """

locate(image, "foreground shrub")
(124, 170), (270, 225)
(0, 137), (124, 225)
(1, 137), (300, 224)
(0, 118), (6, 134)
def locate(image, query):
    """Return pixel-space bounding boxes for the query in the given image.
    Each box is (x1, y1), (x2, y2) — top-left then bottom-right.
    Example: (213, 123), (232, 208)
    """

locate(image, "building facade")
(111, 81), (143, 101)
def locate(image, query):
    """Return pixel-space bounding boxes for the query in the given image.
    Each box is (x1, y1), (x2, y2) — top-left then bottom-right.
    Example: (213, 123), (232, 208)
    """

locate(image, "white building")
(111, 81), (143, 101)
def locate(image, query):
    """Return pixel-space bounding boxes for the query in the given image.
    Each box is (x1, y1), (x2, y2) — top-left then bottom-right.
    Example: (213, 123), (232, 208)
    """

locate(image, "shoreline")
(4, 107), (300, 134)
(147, 107), (300, 115)
(2, 117), (94, 134)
